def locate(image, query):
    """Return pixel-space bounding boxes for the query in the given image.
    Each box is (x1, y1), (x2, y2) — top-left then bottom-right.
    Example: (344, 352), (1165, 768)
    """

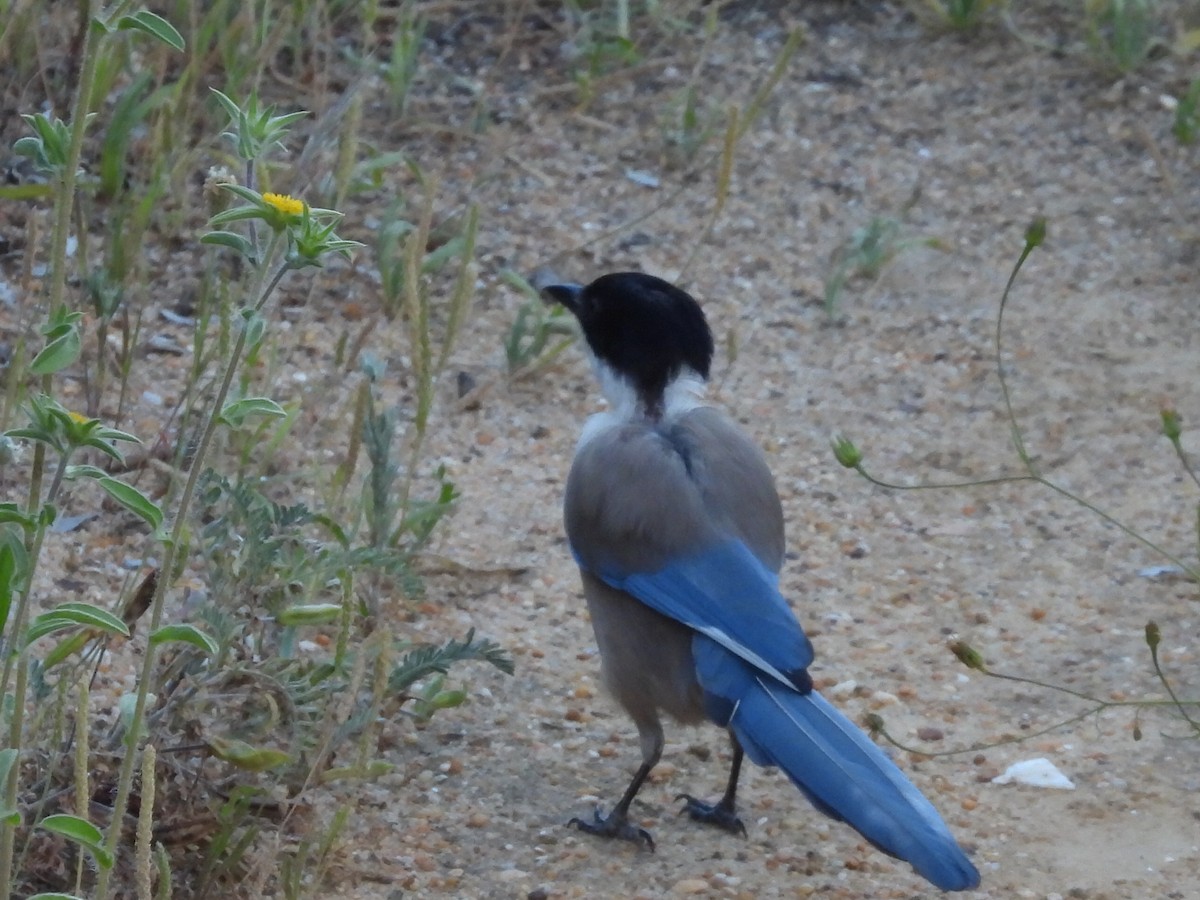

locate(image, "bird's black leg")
(570, 760), (657, 850)
(677, 734), (747, 837)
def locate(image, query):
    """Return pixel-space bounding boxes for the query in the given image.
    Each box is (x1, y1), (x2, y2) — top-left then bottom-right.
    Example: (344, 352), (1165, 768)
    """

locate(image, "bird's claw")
(676, 793), (747, 837)
(568, 806), (655, 851)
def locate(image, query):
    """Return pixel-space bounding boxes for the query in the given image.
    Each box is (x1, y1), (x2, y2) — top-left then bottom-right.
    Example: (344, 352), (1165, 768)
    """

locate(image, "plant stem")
(994, 233), (1037, 468)
(95, 236), (288, 899)
(0, 443), (72, 895)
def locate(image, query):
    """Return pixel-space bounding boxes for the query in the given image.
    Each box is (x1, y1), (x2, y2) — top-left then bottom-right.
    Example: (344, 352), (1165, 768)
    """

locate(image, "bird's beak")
(538, 282), (584, 313)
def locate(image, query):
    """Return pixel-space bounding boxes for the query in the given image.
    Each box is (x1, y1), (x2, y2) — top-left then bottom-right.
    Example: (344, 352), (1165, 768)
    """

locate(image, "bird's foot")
(568, 806), (655, 851)
(676, 794), (747, 837)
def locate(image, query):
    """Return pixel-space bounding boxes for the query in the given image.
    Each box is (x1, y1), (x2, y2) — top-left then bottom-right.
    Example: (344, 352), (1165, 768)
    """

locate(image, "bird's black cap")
(541, 272), (714, 414)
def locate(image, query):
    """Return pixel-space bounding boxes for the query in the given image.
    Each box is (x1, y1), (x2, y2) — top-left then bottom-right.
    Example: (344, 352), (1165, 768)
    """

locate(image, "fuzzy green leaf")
(0, 749), (20, 825)
(26, 602), (130, 645)
(117, 10), (184, 50)
(39, 814), (114, 870)
(98, 476), (163, 531)
(42, 631), (94, 669)
(219, 397), (286, 428)
(200, 230), (256, 258)
(0, 504), (34, 529)
(0, 182), (54, 201)
(29, 328), (81, 375)
(0, 543), (15, 634)
(149, 623), (218, 656)
(276, 603), (343, 626)
(64, 464), (109, 481)
(206, 736), (290, 772)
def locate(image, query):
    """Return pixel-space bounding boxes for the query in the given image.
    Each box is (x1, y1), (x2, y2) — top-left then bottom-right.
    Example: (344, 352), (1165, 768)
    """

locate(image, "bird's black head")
(541, 272), (714, 417)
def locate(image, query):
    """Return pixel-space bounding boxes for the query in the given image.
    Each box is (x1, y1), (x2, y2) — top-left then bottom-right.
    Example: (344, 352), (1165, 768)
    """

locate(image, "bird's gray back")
(565, 406), (784, 576)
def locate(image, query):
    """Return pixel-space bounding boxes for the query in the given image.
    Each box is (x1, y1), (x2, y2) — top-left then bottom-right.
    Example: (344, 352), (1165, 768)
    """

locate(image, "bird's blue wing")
(581, 538), (814, 688)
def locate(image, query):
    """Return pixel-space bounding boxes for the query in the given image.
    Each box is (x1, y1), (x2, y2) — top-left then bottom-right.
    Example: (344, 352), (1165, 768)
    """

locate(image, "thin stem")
(872, 676), (1200, 759)
(856, 461), (1198, 580)
(994, 237), (1038, 469)
(875, 702), (1155, 759)
(1167, 440), (1200, 492)
(1036, 475), (1199, 581)
(45, 0), (99, 314)
(1150, 643), (1200, 735)
(0, 443), (72, 891)
(854, 464), (1034, 493)
(854, 220), (1198, 583)
(95, 235), (288, 899)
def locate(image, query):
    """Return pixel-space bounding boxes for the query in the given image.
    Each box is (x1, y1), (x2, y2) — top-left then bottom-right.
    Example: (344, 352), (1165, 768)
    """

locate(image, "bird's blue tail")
(694, 637), (980, 892)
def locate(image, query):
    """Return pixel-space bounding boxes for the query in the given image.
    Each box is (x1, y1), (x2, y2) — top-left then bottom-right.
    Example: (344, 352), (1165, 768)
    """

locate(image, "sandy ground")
(328, 4), (1200, 898)
(6, 1), (1200, 897)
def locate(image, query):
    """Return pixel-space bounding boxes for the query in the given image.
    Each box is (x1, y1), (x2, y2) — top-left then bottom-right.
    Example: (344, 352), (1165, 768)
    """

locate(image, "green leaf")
(200, 230), (256, 258)
(0, 504), (35, 529)
(149, 624), (218, 656)
(63, 464), (109, 481)
(0, 749), (21, 825)
(26, 602), (130, 645)
(241, 309), (267, 347)
(276, 603), (342, 626)
(206, 736), (290, 772)
(0, 182), (54, 201)
(29, 894), (87, 900)
(219, 397), (286, 428)
(427, 689), (468, 711)
(98, 477), (163, 531)
(0, 543), (15, 634)
(207, 206), (267, 227)
(117, 10), (185, 50)
(42, 631), (93, 669)
(389, 629), (514, 694)
(29, 327), (81, 375)
(39, 814), (114, 870)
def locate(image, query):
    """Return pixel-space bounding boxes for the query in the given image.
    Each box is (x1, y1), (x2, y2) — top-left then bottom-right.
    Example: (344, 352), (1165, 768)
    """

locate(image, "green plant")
(503, 271), (578, 376)
(1083, 0), (1163, 74)
(833, 220), (1200, 753)
(561, 0), (643, 105)
(383, 1), (426, 116)
(2, 1), (515, 895)
(1174, 77), (1200, 144)
(660, 84), (719, 169)
(375, 194), (474, 322)
(867, 623), (1200, 755)
(823, 198), (945, 318)
(911, 0), (1001, 31)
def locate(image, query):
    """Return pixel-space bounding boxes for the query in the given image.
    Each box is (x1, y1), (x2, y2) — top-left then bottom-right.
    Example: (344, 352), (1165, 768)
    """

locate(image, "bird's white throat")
(577, 360), (708, 449)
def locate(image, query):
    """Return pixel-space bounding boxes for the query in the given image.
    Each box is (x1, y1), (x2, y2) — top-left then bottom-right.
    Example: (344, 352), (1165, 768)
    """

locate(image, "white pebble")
(992, 758), (1075, 790)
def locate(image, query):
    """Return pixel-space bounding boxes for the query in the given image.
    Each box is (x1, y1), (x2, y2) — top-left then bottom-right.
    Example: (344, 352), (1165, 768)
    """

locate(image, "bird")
(540, 271), (981, 892)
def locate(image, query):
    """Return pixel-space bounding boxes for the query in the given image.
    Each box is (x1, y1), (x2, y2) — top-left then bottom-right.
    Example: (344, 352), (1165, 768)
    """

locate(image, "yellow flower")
(262, 192), (304, 217)
(67, 410), (91, 424)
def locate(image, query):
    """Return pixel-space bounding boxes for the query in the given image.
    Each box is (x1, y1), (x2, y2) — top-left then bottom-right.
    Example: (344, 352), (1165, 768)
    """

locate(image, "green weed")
(503, 270), (578, 377)
(1174, 77), (1200, 143)
(0, 5), (507, 891)
(824, 197), (945, 319)
(912, 0), (1002, 31)
(835, 221), (1200, 753)
(1084, 0), (1163, 74)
